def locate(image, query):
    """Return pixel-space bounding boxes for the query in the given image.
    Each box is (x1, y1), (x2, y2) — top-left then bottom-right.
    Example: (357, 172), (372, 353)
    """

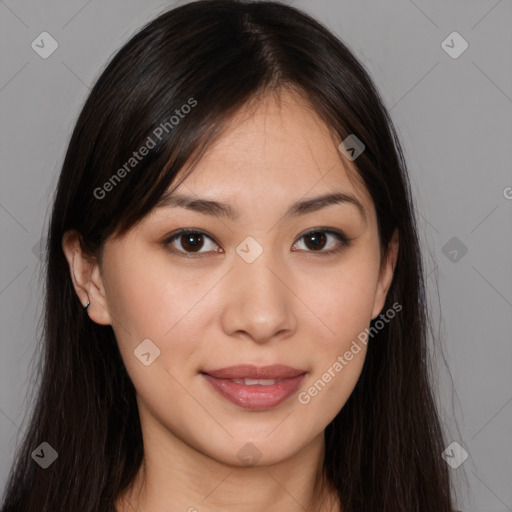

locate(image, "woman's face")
(67, 89), (397, 467)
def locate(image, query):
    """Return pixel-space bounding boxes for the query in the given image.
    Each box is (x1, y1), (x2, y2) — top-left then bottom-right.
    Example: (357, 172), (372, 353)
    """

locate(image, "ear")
(61, 230), (112, 325)
(371, 228), (399, 319)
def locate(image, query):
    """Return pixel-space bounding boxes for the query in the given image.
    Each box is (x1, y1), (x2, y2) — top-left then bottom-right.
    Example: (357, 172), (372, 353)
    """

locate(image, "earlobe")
(371, 229), (399, 319)
(61, 230), (112, 325)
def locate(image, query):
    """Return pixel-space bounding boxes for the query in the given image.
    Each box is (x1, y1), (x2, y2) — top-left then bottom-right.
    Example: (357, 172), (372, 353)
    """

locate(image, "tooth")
(229, 378), (278, 385)
(244, 378), (276, 385)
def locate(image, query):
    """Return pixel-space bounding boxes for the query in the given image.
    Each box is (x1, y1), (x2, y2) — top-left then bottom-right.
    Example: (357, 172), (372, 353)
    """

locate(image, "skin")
(62, 88), (398, 512)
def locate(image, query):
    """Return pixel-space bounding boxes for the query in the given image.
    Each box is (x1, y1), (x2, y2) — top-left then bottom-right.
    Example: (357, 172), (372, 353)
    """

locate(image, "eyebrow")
(155, 190), (366, 221)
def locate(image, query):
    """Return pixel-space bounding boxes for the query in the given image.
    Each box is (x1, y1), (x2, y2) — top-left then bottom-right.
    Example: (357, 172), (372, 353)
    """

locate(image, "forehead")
(168, 89), (374, 220)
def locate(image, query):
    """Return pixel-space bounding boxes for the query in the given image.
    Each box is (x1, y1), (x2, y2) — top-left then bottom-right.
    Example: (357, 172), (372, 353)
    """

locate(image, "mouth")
(201, 364), (307, 410)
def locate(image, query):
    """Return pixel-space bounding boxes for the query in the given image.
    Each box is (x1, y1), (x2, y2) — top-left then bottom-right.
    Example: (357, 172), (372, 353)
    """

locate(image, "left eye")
(292, 229), (350, 254)
(163, 228), (351, 257)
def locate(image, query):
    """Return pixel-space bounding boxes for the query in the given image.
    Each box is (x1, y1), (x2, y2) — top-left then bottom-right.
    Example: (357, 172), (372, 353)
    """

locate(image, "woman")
(1, 1), (457, 510)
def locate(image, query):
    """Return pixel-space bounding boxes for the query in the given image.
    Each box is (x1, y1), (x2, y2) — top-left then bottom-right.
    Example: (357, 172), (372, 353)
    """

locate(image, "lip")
(202, 364), (306, 380)
(201, 365), (307, 410)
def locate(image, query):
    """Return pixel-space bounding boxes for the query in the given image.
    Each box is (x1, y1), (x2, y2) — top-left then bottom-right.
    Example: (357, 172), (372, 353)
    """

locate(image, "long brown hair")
(1, 1), (454, 510)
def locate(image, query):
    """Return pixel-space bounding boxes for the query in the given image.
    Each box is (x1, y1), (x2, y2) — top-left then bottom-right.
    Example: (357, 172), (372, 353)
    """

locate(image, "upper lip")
(202, 364), (306, 380)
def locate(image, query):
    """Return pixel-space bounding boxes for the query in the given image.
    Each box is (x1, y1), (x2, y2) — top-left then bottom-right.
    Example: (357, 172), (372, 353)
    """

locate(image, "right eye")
(162, 229), (224, 258)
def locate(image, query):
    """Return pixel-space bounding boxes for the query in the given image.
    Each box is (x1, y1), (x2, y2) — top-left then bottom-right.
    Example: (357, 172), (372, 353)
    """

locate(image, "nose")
(220, 245), (298, 344)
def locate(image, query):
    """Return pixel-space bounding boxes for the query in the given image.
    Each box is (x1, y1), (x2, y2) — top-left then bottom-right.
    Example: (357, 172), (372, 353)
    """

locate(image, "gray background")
(1, 0), (511, 510)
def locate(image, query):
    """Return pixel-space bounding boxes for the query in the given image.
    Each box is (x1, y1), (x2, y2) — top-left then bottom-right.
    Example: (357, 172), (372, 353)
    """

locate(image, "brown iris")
(302, 231), (327, 251)
(179, 232), (204, 252)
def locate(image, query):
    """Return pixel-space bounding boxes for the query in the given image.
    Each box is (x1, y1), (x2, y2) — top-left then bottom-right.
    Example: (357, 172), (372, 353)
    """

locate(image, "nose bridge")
(222, 236), (296, 342)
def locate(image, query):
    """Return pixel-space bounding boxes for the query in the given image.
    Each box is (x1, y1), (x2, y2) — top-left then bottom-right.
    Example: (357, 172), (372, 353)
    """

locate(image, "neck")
(116, 409), (340, 512)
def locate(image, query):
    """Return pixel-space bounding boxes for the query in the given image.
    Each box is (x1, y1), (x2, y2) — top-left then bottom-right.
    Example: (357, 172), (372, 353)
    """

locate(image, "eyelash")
(162, 227), (352, 259)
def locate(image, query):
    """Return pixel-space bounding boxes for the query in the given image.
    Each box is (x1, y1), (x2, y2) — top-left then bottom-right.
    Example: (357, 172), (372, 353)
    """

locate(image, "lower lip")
(202, 373), (306, 410)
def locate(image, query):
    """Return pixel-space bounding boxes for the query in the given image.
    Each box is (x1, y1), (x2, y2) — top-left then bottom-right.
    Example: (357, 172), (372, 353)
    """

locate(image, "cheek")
(102, 249), (213, 382)
(296, 251), (380, 348)
(103, 247), (203, 339)
(293, 246), (379, 416)
(298, 273), (374, 423)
